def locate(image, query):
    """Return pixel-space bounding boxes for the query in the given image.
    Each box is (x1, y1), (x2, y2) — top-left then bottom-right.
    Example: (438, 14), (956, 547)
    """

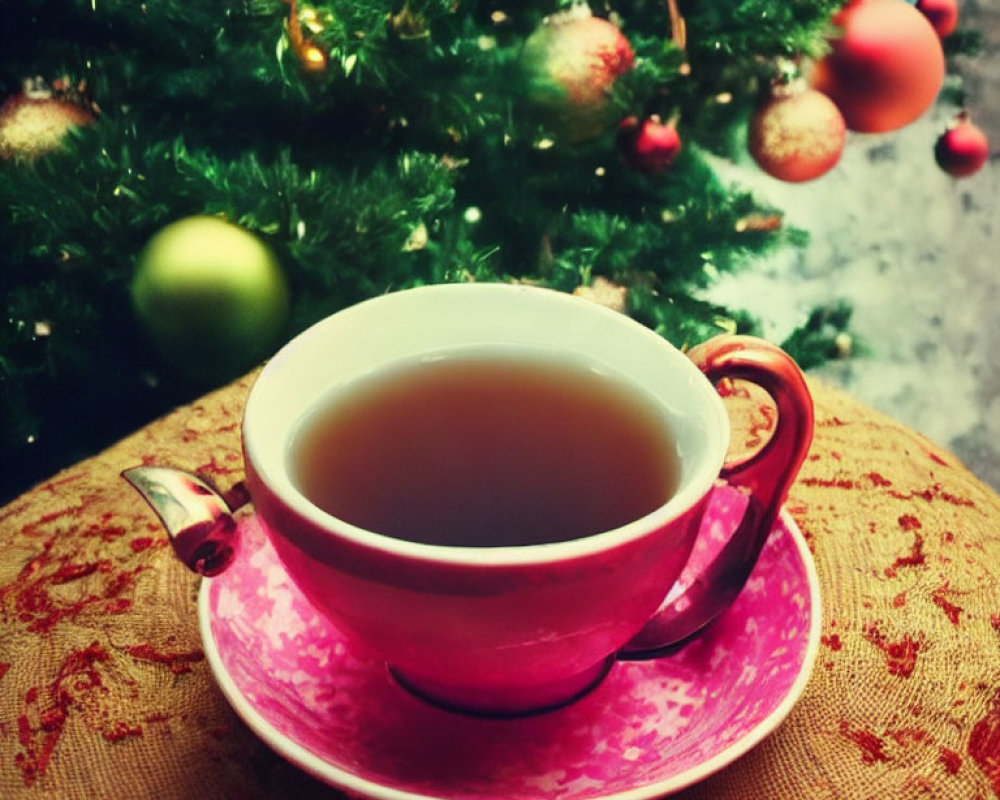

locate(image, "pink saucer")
(199, 488), (820, 800)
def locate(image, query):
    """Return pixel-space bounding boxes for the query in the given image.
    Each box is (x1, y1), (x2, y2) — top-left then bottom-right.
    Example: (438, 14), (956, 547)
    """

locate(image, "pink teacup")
(121, 282), (811, 718)
(230, 283), (814, 715)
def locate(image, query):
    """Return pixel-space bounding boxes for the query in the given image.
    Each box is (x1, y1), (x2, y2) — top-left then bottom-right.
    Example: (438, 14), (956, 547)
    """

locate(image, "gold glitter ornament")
(520, 6), (634, 143)
(748, 83), (846, 183)
(0, 79), (95, 162)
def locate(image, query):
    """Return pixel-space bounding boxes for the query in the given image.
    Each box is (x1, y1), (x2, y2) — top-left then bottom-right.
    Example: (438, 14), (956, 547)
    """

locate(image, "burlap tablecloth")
(1, 372), (999, 800)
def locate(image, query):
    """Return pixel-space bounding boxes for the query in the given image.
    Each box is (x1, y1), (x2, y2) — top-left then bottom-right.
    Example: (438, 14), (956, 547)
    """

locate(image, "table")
(2, 372), (999, 799)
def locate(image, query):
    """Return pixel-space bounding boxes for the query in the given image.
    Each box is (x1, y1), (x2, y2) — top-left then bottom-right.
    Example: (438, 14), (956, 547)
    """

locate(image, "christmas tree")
(0, 0), (981, 503)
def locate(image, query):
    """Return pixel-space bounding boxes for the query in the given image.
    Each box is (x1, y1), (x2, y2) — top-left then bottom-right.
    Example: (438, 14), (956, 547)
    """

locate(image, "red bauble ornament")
(934, 112), (990, 177)
(748, 86), (847, 182)
(618, 115), (682, 173)
(810, 0), (945, 133)
(916, 0), (959, 38)
(521, 7), (634, 142)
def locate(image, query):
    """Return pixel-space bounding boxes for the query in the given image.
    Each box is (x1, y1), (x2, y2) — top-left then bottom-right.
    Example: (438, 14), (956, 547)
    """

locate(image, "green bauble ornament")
(131, 215), (289, 385)
(520, 7), (634, 143)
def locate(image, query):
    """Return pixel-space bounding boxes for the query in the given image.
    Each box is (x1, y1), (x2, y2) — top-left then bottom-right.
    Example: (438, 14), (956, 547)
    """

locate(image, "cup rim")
(243, 283), (730, 567)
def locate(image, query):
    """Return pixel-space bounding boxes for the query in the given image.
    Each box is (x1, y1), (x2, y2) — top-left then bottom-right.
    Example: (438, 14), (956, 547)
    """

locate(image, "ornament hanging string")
(665, 0), (687, 51)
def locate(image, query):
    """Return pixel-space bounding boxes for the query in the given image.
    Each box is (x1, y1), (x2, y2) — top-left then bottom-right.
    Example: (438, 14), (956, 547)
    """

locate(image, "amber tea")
(289, 348), (680, 547)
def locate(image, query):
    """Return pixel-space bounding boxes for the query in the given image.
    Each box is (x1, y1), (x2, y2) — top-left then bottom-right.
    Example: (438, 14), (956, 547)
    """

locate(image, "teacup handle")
(620, 334), (814, 657)
(122, 466), (244, 576)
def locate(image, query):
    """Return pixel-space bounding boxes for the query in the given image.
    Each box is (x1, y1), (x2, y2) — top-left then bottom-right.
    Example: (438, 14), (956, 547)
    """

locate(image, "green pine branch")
(0, 0), (933, 500)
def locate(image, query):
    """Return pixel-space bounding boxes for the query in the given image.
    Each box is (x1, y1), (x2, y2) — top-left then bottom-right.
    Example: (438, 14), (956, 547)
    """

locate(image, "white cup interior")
(243, 283), (729, 564)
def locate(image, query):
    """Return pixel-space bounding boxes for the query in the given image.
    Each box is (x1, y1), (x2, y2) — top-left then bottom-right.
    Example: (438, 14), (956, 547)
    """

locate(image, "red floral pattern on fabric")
(1, 374), (998, 799)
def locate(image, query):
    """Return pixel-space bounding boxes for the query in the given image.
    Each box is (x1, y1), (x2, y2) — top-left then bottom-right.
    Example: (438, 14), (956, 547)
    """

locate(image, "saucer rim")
(198, 508), (821, 800)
